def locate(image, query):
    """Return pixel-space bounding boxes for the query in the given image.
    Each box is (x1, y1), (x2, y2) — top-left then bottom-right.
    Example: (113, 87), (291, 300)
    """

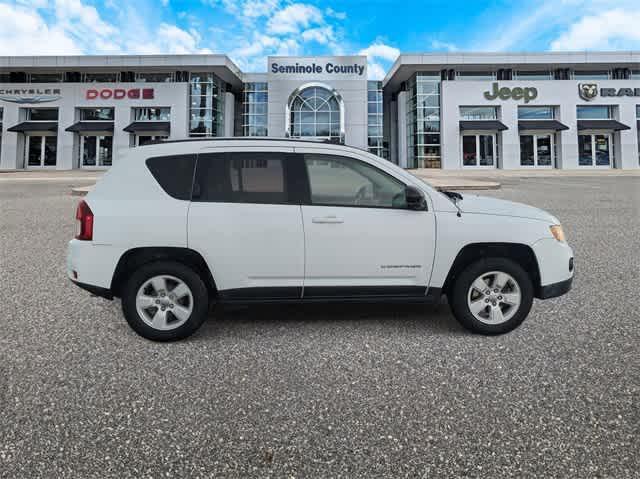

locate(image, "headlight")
(549, 225), (566, 242)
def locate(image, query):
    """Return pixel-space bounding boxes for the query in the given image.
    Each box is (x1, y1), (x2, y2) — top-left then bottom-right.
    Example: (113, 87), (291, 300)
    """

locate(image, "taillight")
(75, 200), (94, 241)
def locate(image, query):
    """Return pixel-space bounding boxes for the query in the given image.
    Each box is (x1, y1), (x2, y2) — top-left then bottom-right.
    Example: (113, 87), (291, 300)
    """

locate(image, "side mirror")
(405, 186), (427, 211)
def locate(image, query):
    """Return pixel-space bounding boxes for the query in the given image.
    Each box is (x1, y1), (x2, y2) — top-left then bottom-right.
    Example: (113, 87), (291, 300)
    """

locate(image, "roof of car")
(143, 137), (374, 156)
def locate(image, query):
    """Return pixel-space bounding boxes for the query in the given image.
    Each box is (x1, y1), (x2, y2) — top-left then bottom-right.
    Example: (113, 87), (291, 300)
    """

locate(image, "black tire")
(448, 257), (534, 335)
(121, 261), (210, 341)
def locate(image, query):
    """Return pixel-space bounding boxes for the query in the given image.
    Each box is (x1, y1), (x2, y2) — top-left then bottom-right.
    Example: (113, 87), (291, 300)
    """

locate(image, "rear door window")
(146, 155), (196, 200)
(193, 152), (290, 204)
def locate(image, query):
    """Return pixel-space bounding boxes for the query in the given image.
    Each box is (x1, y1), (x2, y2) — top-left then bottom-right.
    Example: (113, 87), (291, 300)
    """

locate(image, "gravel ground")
(0, 177), (638, 478)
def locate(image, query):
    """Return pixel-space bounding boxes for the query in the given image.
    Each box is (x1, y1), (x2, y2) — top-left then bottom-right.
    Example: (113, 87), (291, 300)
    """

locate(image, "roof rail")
(146, 136), (373, 154)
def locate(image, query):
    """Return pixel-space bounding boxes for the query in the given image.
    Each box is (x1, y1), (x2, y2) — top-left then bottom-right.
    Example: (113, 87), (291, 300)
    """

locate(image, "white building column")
(389, 99), (397, 164)
(0, 105), (19, 169)
(396, 91), (407, 168)
(500, 102), (520, 169)
(224, 92), (235, 137)
(57, 105), (76, 169)
(558, 104), (579, 169)
(618, 104), (639, 169)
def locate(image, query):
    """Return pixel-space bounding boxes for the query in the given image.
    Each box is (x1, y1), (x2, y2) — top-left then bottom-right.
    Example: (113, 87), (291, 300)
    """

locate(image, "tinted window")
(146, 155), (196, 200)
(304, 154), (406, 208)
(193, 152), (288, 204)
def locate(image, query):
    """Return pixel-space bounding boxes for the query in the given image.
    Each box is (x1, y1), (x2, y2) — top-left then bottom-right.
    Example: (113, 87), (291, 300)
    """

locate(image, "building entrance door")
(81, 135), (113, 168)
(520, 133), (554, 167)
(462, 133), (497, 167)
(578, 133), (612, 167)
(26, 135), (57, 168)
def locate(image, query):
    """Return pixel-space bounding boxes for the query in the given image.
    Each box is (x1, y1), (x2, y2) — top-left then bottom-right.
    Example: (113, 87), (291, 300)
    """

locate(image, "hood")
(456, 194), (559, 223)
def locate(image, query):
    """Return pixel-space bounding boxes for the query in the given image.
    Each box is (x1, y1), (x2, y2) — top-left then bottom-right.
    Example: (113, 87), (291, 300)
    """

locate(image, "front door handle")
(312, 216), (344, 224)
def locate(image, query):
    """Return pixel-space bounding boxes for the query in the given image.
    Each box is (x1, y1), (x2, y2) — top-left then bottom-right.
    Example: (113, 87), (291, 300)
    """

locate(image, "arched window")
(287, 84), (343, 141)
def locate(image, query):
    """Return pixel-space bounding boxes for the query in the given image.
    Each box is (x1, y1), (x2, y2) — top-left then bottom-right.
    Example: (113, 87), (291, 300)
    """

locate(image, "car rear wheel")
(121, 261), (209, 341)
(449, 257), (534, 335)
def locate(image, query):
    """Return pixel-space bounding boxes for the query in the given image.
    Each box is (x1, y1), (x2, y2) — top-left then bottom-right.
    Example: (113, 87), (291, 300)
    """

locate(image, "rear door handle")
(312, 216), (344, 224)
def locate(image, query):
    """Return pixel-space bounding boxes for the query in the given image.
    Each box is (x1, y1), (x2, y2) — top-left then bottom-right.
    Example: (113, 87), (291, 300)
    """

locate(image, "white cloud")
(358, 42), (400, 62)
(358, 41), (399, 79)
(243, 0), (280, 18)
(134, 24), (212, 54)
(430, 40), (458, 52)
(267, 3), (323, 35)
(301, 26), (335, 44)
(0, 3), (82, 55)
(550, 9), (640, 50)
(325, 7), (346, 20)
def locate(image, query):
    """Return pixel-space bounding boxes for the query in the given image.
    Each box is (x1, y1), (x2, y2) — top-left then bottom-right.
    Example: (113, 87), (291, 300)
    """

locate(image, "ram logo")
(578, 83), (598, 101)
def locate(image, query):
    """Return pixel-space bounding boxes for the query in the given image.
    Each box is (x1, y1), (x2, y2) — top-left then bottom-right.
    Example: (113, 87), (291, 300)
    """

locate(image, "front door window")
(579, 134), (611, 167)
(520, 134), (553, 167)
(463, 134), (496, 167)
(26, 135), (57, 167)
(81, 135), (113, 167)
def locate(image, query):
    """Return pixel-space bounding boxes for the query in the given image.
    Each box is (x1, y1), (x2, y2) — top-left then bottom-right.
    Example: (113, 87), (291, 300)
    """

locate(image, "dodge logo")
(578, 83), (598, 101)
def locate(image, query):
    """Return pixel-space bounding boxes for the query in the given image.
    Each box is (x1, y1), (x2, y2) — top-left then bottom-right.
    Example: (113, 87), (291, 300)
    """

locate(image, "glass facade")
(289, 86), (341, 140)
(518, 106), (555, 119)
(80, 108), (114, 121)
(514, 71), (552, 80)
(83, 72), (119, 83)
(135, 72), (174, 83)
(406, 72), (441, 168)
(460, 106), (498, 120)
(189, 72), (225, 137)
(134, 107), (171, 121)
(27, 108), (58, 121)
(242, 82), (268, 136)
(455, 71), (496, 81)
(573, 70), (611, 80)
(577, 105), (612, 119)
(367, 81), (386, 158)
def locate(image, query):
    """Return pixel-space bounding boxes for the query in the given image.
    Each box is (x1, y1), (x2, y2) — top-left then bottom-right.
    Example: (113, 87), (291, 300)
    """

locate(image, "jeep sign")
(483, 82), (538, 103)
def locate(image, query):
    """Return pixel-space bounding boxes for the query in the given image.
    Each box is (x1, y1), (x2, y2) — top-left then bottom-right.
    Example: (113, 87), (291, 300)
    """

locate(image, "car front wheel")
(449, 257), (534, 335)
(121, 261), (210, 341)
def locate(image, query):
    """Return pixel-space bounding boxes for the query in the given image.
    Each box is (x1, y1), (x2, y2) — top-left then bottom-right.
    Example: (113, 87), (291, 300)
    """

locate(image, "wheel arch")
(442, 242), (542, 297)
(110, 247), (217, 298)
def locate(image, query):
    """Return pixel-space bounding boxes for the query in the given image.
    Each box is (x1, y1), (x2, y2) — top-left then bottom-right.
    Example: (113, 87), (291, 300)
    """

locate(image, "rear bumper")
(538, 276), (573, 299)
(71, 279), (113, 300)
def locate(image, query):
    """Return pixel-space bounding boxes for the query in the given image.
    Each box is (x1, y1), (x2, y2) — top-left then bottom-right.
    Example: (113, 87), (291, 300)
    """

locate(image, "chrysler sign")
(86, 88), (155, 100)
(0, 88), (62, 104)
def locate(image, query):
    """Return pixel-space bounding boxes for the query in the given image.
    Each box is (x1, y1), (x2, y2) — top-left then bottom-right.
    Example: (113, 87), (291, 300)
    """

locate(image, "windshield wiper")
(441, 190), (463, 217)
(442, 190), (464, 202)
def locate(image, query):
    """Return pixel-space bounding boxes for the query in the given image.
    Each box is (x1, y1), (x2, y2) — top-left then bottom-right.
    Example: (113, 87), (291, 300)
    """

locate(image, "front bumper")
(538, 276), (573, 299)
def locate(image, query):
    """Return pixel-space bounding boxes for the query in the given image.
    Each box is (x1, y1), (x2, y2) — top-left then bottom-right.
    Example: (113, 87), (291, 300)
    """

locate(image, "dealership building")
(1, 51), (639, 170)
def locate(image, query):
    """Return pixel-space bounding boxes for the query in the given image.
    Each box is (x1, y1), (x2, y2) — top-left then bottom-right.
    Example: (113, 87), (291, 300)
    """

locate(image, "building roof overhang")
(0, 54), (244, 90)
(576, 119), (631, 131)
(7, 121), (58, 132)
(123, 121), (171, 133)
(65, 121), (114, 132)
(382, 51), (640, 93)
(459, 120), (508, 131)
(518, 120), (570, 131)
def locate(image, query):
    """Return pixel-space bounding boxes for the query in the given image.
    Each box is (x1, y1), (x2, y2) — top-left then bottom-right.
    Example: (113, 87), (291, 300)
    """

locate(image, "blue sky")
(1, 0), (639, 78)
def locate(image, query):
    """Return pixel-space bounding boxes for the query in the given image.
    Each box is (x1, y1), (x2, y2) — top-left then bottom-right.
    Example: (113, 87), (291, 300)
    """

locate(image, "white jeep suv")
(67, 139), (574, 341)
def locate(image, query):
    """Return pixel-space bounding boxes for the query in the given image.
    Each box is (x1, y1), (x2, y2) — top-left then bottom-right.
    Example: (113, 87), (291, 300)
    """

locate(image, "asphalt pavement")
(0, 177), (638, 478)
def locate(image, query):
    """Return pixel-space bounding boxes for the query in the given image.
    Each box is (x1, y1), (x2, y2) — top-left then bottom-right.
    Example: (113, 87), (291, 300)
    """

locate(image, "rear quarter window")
(146, 155), (196, 200)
